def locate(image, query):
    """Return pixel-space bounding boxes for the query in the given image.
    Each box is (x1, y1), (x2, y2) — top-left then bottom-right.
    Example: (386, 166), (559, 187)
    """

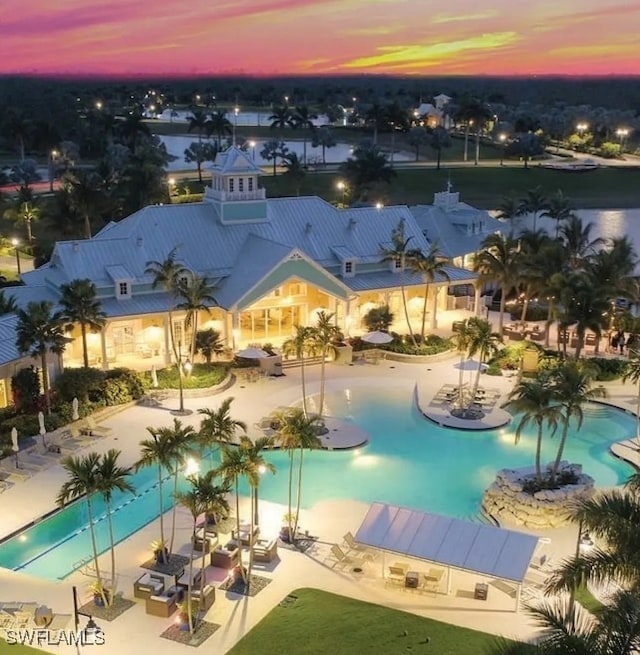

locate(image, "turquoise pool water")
(0, 384), (634, 580)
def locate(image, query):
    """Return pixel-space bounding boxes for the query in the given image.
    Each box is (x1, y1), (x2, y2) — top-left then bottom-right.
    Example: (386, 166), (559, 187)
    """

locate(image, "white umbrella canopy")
(362, 331), (394, 345)
(454, 358), (489, 372)
(72, 397), (80, 421)
(150, 365), (159, 388)
(38, 411), (46, 436)
(236, 347), (270, 359)
(11, 427), (18, 452)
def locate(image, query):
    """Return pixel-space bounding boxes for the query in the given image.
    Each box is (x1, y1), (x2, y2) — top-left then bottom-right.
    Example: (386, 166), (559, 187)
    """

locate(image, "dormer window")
(116, 281), (131, 299)
(343, 260), (355, 277)
(178, 274), (190, 288)
(394, 257), (403, 270)
(229, 178), (235, 193)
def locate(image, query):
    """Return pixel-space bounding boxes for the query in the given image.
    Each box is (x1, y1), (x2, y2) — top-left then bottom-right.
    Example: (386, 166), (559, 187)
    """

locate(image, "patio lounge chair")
(326, 544), (373, 569)
(342, 531), (376, 558)
(80, 417), (112, 438)
(385, 562), (409, 586)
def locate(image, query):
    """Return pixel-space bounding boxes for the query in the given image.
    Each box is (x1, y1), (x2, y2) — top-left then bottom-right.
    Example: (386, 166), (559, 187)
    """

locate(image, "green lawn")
(261, 166), (640, 209)
(145, 363), (228, 389)
(574, 585), (604, 613)
(226, 588), (529, 655)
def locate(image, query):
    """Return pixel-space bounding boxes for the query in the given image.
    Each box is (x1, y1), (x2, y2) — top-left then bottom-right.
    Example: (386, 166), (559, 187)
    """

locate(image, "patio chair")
(80, 417), (112, 438)
(385, 562), (409, 587)
(342, 531), (376, 558)
(326, 544), (373, 569)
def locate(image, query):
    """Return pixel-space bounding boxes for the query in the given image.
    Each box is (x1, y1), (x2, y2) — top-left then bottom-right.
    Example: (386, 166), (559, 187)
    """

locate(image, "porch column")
(163, 315), (171, 366)
(474, 283), (483, 317)
(221, 311), (230, 348)
(231, 312), (240, 350)
(100, 328), (108, 371)
(344, 299), (352, 337)
(429, 287), (440, 329)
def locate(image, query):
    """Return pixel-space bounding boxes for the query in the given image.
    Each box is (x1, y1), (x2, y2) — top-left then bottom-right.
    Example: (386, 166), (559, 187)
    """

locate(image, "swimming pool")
(0, 383), (634, 580)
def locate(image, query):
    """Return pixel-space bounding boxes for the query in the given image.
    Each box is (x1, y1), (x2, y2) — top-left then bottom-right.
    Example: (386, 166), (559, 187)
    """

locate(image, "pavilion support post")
(474, 284), (482, 316)
(163, 316), (171, 366)
(430, 288), (439, 329)
(100, 329), (108, 371)
(515, 583), (521, 612)
(446, 566), (452, 595)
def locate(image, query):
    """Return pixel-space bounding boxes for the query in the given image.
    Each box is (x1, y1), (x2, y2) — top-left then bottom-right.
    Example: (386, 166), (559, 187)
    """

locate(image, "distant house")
(0, 147), (497, 407)
(413, 94), (453, 129)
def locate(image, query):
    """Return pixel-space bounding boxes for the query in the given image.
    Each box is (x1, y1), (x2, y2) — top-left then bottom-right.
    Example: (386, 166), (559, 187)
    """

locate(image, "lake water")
(158, 134), (413, 170)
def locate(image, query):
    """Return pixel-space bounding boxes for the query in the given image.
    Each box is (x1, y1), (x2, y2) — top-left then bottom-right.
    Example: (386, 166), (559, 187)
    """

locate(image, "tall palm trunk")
(463, 124), (470, 161)
(400, 286), (417, 346)
(318, 348), (327, 418)
(498, 293), (506, 336)
(474, 127), (481, 165)
(545, 301), (556, 347)
(187, 518), (196, 632)
(551, 419), (571, 482)
(106, 500), (116, 606)
(156, 463), (167, 563)
(293, 448), (304, 538)
(25, 216), (33, 243)
(199, 528), (206, 622)
(190, 313), (199, 366)
(300, 355), (308, 417)
(83, 212), (92, 240)
(302, 138), (307, 166)
(86, 498), (108, 606)
(81, 323), (89, 368)
(247, 488), (255, 583)
(457, 351), (466, 407)
(471, 347), (485, 400)
(287, 450), (295, 541)
(420, 283), (430, 340)
(636, 381), (640, 447)
(535, 423), (543, 482)
(40, 352), (51, 414)
(168, 470), (179, 557)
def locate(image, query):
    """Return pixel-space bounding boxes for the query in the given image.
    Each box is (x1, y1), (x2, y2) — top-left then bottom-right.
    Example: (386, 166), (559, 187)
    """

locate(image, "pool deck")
(0, 341), (638, 653)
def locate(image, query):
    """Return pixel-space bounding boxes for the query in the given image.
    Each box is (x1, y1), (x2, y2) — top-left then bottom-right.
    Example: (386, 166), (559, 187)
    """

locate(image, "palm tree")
(275, 409), (322, 541)
(145, 247), (187, 366)
(195, 328), (224, 364)
(197, 397), (247, 468)
(218, 445), (251, 578)
(260, 140), (288, 176)
(560, 215), (606, 271)
(174, 485), (206, 632)
(94, 450), (134, 605)
(407, 126), (429, 162)
(622, 351), (640, 446)
(206, 110), (232, 147)
(175, 276), (216, 366)
(290, 105), (318, 166)
(268, 104), (293, 131)
(63, 169), (103, 239)
(4, 200), (40, 242)
(15, 301), (67, 414)
(364, 103), (387, 145)
(451, 319), (473, 408)
(282, 152), (306, 195)
(380, 219), (418, 347)
(466, 317), (501, 401)
(310, 126), (336, 165)
(136, 420), (194, 562)
(282, 326), (316, 417)
(59, 279), (106, 368)
(473, 232), (521, 337)
(116, 112), (151, 150)
(548, 361), (606, 482)
(489, 594), (640, 655)
(187, 109), (209, 145)
(339, 142), (395, 201)
(509, 374), (562, 482)
(429, 126), (451, 170)
(0, 291), (17, 316)
(494, 196), (521, 224)
(58, 452), (108, 606)
(311, 311), (341, 418)
(518, 186), (549, 231)
(543, 190), (577, 239)
(240, 436), (275, 580)
(546, 472), (640, 598)
(410, 243), (450, 338)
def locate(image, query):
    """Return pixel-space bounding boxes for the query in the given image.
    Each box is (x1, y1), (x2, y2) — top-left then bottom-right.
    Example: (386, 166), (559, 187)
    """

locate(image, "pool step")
(582, 404), (610, 418)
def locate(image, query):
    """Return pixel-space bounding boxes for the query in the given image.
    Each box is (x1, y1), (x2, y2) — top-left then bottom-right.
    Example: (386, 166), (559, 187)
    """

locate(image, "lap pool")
(0, 384), (633, 580)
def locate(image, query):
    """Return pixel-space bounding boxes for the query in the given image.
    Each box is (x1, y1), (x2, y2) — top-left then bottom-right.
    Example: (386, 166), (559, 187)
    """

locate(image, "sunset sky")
(1, 0), (639, 77)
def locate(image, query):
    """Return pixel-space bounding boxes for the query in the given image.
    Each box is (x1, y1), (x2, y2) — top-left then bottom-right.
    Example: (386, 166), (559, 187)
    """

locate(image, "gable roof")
(210, 145), (262, 175)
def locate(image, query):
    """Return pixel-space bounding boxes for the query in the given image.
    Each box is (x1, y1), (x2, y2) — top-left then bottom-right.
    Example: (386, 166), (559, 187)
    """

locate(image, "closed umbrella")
(151, 365), (159, 388)
(236, 347), (270, 359)
(72, 397), (79, 421)
(38, 411), (47, 448)
(11, 427), (19, 468)
(362, 331), (393, 345)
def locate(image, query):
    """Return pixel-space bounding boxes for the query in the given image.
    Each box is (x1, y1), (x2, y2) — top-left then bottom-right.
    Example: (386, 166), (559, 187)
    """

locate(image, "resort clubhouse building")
(0, 147), (503, 406)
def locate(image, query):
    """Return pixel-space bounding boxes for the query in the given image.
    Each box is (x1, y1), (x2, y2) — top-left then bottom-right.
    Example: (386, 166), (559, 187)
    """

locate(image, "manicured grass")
(261, 166), (640, 209)
(149, 363), (228, 389)
(226, 588), (526, 655)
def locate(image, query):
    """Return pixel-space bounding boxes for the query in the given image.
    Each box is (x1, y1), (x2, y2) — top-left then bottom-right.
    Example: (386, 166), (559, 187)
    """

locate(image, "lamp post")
(49, 149), (59, 192)
(498, 133), (507, 166)
(72, 585), (103, 653)
(576, 122), (588, 139)
(336, 180), (346, 206)
(253, 464), (266, 525)
(11, 238), (21, 275)
(233, 106), (239, 146)
(616, 127), (629, 154)
(248, 140), (256, 161)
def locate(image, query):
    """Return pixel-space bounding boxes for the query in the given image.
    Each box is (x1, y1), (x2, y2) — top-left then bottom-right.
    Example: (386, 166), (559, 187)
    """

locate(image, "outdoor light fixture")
(10, 238), (21, 275)
(185, 457), (200, 478)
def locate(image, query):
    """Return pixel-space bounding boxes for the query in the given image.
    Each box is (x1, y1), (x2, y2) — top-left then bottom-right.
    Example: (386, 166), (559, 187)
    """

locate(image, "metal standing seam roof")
(0, 314), (21, 365)
(343, 266), (477, 292)
(355, 502), (539, 583)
